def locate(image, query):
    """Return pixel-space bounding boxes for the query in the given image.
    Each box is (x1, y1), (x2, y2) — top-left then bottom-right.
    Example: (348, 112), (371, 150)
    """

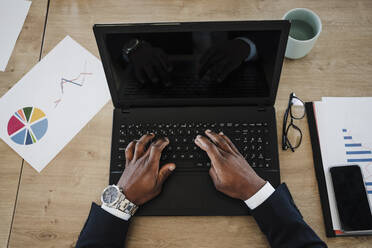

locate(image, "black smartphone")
(330, 165), (372, 231)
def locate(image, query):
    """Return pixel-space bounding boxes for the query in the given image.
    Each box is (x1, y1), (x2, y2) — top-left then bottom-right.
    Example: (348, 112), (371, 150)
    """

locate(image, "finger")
(215, 62), (234, 83)
(134, 67), (146, 86)
(157, 163), (176, 186)
(153, 59), (171, 87)
(219, 132), (240, 154)
(144, 64), (159, 85)
(194, 135), (221, 161)
(201, 54), (226, 83)
(209, 166), (219, 186)
(157, 49), (172, 72)
(134, 133), (155, 159)
(203, 60), (227, 83)
(198, 47), (216, 78)
(125, 141), (136, 163)
(205, 129), (234, 153)
(148, 137), (170, 168)
(199, 48), (215, 72)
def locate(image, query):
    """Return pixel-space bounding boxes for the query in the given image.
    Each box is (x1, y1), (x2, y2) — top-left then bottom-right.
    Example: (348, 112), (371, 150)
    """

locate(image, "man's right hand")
(194, 130), (266, 200)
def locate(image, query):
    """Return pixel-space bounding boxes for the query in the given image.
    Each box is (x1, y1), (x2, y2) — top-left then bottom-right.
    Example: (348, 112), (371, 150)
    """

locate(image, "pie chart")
(7, 107), (48, 145)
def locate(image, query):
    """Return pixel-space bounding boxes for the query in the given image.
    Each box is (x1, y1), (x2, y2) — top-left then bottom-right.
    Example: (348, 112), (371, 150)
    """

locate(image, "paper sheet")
(0, 36), (110, 172)
(0, 0), (32, 71)
(314, 99), (372, 231)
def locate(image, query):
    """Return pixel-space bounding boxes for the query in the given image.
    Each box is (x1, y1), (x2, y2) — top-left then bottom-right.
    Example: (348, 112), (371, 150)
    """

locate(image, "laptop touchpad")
(137, 172), (204, 215)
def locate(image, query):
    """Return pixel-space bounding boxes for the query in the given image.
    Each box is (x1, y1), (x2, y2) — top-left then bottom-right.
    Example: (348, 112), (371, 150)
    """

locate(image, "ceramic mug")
(283, 8), (322, 59)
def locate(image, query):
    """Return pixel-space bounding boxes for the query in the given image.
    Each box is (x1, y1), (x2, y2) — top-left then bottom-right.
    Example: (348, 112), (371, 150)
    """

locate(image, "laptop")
(93, 20), (290, 216)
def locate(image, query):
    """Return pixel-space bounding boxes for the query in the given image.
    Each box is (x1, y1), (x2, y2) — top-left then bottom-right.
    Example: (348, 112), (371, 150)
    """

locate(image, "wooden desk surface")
(0, 0), (48, 247)
(3, 0), (372, 247)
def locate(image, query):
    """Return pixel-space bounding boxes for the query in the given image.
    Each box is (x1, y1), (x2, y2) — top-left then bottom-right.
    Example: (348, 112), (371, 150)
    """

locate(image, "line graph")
(54, 61), (92, 108)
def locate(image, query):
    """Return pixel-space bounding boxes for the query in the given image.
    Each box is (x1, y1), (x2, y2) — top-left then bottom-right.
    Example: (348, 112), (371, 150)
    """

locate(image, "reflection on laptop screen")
(105, 30), (281, 102)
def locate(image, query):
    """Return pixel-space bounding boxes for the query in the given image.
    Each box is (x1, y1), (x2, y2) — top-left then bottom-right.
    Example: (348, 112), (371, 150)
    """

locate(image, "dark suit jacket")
(75, 183), (327, 248)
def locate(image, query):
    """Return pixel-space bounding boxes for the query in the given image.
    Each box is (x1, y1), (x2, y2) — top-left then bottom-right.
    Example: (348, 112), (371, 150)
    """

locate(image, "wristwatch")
(122, 38), (142, 62)
(101, 185), (138, 216)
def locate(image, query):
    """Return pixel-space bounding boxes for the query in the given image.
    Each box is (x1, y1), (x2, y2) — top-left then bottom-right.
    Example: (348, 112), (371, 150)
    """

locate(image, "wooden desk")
(0, 0), (48, 247)
(4, 0), (372, 247)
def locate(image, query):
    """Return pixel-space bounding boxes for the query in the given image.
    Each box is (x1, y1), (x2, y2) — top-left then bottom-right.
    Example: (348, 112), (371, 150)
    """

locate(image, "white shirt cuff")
(101, 204), (132, 221)
(244, 182), (275, 210)
(236, 37), (257, 62)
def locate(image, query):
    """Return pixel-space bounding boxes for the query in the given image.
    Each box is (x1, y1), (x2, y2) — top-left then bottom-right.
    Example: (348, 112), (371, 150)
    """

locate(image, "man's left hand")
(117, 133), (176, 206)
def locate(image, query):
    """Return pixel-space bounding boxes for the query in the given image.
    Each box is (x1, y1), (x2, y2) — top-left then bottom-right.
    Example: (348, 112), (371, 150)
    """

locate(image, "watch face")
(102, 186), (119, 205)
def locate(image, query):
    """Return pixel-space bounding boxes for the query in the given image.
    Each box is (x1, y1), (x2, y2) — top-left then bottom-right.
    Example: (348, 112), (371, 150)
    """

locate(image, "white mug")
(283, 8), (322, 59)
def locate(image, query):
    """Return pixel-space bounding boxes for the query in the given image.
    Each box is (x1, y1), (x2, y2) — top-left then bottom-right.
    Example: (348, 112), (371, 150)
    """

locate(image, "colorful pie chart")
(7, 107), (48, 145)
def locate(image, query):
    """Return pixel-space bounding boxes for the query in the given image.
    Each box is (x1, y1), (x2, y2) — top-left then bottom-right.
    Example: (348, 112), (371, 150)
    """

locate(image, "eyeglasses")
(282, 93), (306, 152)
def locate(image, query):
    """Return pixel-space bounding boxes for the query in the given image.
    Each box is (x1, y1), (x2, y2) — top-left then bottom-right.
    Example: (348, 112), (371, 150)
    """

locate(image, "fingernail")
(169, 164), (176, 171)
(205, 129), (211, 133)
(196, 135), (202, 139)
(219, 132), (223, 135)
(150, 132), (155, 136)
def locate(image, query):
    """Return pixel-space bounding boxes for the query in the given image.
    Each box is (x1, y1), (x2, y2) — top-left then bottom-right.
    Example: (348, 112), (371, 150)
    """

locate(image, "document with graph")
(0, 36), (110, 172)
(314, 98), (372, 234)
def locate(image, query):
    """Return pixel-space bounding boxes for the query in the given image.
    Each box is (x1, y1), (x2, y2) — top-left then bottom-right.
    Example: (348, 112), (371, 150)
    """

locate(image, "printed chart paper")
(0, 0), (32, 71)
(314, 99), (372, 232)
(0, 36), (110, 172)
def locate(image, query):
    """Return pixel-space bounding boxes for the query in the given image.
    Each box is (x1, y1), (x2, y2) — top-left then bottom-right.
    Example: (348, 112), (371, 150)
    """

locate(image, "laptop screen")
(94, 22), (289, 108)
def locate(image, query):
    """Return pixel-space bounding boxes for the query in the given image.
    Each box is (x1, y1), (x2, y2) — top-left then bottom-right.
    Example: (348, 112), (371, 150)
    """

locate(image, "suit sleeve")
(252, 183), (327, 248)
(75, 203), (130, 248)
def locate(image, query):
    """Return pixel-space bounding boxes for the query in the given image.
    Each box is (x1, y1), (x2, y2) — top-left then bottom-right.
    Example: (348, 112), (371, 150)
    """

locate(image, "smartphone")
(330, 165), (372, 231)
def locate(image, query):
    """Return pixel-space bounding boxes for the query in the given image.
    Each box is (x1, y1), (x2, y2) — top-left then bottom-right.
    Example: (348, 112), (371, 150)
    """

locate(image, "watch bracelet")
(117, 195), (139, 215)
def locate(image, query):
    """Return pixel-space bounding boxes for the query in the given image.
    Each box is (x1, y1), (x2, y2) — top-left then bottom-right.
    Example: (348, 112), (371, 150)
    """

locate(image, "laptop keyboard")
(112, 121), (273, 172)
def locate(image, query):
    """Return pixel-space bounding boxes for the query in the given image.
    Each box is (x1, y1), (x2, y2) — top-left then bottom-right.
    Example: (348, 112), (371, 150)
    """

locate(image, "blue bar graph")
(343, 129), (372, 194)
(345, 143), (362, 147)
(347, 158), (372, 162)
(346, 151), (372, 155)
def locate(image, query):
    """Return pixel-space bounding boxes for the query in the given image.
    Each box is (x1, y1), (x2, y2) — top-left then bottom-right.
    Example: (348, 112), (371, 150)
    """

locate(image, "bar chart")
(343, 129), (372, 194)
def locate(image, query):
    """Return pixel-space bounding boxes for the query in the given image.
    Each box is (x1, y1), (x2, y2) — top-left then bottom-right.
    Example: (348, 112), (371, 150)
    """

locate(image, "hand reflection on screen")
(123, 40), (173, 88)
(198, 39), (252, 84)
(122, 37), (255, 88)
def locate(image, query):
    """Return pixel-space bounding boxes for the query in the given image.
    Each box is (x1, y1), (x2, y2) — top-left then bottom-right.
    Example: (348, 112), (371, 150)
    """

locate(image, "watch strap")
(118, 198), (139, 215)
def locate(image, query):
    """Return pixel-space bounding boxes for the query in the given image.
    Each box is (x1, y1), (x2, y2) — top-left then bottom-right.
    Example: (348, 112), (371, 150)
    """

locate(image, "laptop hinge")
(257, 105), (266, 112)
(121, 105), (130, 113)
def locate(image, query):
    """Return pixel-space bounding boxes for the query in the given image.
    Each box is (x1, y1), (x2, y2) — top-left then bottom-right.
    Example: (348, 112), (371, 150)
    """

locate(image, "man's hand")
(127, 41), (172, 87)
(117, 133), (176, 206)
(198, 39), (251, 84)
(194, 130), (266, 200)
